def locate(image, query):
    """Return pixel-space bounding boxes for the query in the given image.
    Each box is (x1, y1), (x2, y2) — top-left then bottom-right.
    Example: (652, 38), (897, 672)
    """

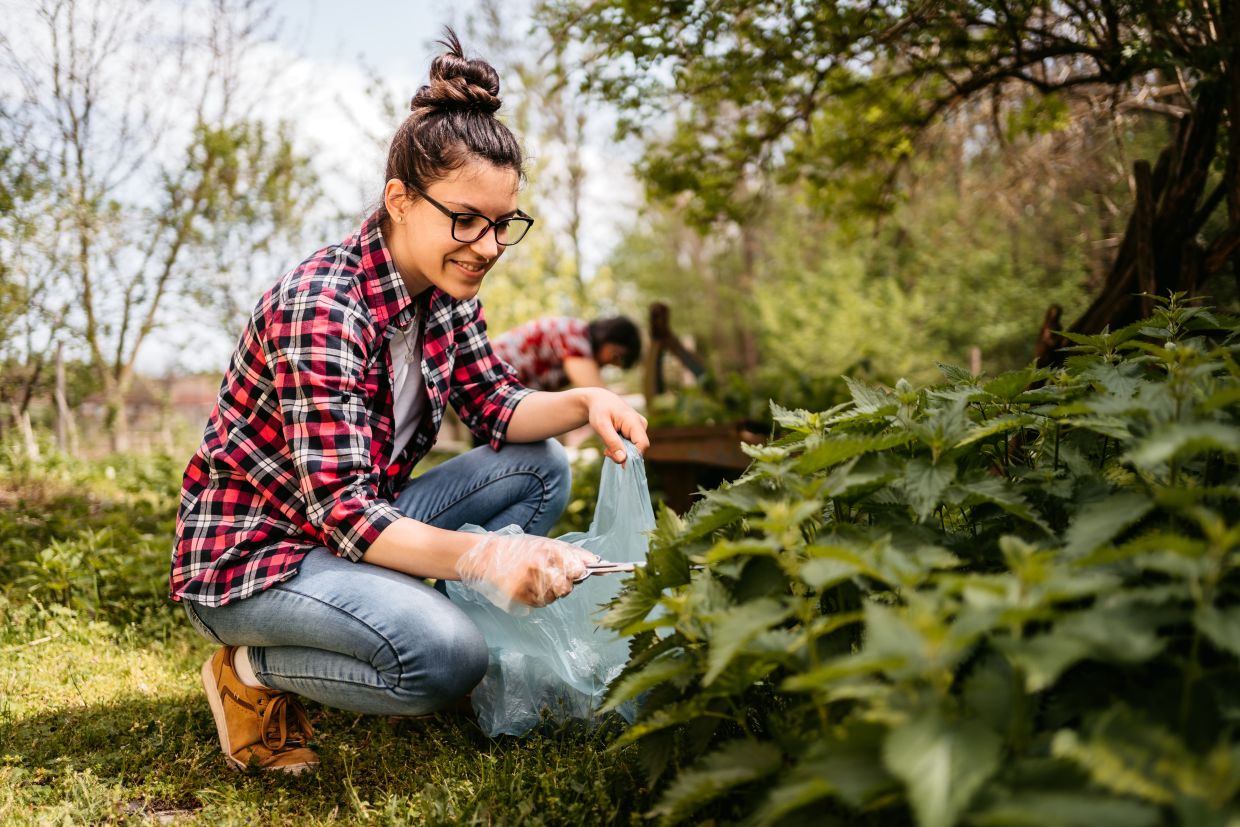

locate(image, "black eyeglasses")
(412, 186), (534, 246)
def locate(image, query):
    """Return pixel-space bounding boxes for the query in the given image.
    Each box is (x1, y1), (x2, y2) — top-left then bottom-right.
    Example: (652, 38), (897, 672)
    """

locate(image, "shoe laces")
(261, 692), (314, 751)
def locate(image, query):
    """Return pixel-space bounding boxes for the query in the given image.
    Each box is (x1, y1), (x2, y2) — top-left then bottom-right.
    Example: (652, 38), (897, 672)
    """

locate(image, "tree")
(0, 0), (317, 451)
(545, 0), (1240, 346)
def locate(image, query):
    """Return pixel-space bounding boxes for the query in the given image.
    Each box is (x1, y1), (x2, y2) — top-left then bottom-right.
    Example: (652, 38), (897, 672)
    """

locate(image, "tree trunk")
(1038, 86), (1228, 362)
(105, 383), (131, 454)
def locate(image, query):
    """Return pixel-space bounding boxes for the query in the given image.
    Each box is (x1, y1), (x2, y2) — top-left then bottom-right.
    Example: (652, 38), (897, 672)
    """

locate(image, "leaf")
(982, 368), (1048, 401)
(1127, 422), (1240, 468)
(998, 607), (1165, 692)
(770, 400), (814, 431)
(1061, 492), (1154, 557)
(960, 653), (1016, 735)
(703, 598), (792, 685)
(968, 792), (1161, 827)
(1194, 606), (1240, 658)
(603, 655), (693, 710)
(882, 713), (1002, 827)
(801, 549), (874, 590)
(954, 477), (1051, 534)
(820, 452), (901, 498)
(648, 739), (782, 825)
(844, 375), (897, 414)
(749, 777), (839, 827)
(795, 431), (914, 473)
(937, 362), (975, 383)
(1080, 362), (1143, 399)
(953, 414), (1037, 449)
(901, 458), (957, 522)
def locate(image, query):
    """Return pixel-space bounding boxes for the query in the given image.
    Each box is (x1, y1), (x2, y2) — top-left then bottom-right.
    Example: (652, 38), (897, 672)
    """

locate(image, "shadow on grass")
(2, 691), (652, 824)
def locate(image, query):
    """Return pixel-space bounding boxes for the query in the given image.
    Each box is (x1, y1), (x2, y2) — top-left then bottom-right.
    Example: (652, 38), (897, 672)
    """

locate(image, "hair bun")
(410, 31), (502, 115)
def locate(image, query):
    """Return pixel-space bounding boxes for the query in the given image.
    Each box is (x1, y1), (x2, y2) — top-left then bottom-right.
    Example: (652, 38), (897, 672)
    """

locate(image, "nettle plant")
(603, 297), (1240, 827)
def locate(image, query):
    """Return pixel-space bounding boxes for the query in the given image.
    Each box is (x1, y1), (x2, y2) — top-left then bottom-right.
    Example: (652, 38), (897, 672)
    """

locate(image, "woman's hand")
(455, 533), (599, 613)
(580, 388), (649, 466)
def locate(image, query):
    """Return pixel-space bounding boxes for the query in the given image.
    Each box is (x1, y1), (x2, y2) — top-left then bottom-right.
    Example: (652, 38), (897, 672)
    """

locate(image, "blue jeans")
(184, 440), (571, 715)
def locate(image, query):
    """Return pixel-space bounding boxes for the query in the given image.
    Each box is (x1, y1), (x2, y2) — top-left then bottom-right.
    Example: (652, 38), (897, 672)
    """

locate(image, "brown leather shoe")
(201, 646), (319, 774)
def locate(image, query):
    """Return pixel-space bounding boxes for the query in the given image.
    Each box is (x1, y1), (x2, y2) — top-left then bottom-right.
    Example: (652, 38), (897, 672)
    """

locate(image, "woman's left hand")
(581, 388), (649, 465)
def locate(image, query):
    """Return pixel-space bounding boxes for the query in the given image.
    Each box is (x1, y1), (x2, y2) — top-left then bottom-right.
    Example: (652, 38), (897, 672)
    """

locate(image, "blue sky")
(272, 0), (458, 74)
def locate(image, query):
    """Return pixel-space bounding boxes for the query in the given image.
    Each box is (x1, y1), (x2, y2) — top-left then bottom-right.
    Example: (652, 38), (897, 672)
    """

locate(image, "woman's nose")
(470, 228), (501, 259)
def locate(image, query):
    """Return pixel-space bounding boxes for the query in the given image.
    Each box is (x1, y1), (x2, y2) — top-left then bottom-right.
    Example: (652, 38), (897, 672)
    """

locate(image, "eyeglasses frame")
(410, 185), (534, 246)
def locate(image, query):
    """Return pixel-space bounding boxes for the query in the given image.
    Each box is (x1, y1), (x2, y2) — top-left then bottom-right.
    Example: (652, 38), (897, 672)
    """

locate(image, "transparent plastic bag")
(445, 440), (655, 736)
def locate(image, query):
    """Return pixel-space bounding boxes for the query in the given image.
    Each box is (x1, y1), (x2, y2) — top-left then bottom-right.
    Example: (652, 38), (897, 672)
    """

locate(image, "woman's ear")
(384, 179), (409, 224)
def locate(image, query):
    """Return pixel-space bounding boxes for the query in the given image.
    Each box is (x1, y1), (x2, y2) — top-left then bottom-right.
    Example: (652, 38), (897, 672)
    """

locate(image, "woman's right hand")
(455, 534), (598, 613)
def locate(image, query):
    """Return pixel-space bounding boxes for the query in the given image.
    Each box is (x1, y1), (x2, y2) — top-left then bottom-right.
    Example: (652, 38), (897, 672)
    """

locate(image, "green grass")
(0, 447), (654, 825)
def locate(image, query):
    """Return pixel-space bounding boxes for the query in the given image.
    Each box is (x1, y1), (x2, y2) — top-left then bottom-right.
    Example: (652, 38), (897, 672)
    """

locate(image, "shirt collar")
(357, 210), (415, 330)
(356, 210), (458, 334)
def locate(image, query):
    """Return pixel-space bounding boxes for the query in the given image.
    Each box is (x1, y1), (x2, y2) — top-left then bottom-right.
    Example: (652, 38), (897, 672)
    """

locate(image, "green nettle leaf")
(938, 362), (976, 384)
(796, 431), (914, 473)
(1080, 361), (1144, 400)
(1062, 492), (1154, 557)
(648, 739), (782, 825)
(901, 458), (957, 521)
(960, 653), (1017, 735)
(603, 655), (694, 710)
(769, 400), (814, 431)
(748, 777), (841, 827)
(999, 607), (1165, 692)
(954, 477), (1051, 534)
(982, 368), (1044, 401)
(954, 414), (1038, 449)
(883, 714), (1003, 827)
(821, 452), (902, 497)
(703, 598), (792, 685)
(844, 375), (897, 414)
(968, 791), (1161, 827)
(801, 546), (876, 590)
(1193, 605), (1240, 658)
(861, 601), (927, 664)
(1126, 422), (1240, 468)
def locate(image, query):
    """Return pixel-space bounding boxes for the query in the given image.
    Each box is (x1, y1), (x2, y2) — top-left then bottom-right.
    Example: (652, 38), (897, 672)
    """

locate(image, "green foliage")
(545, 0), (1217, 223)
(0, 446), (180, 626)
(604, 297), (1240, 825)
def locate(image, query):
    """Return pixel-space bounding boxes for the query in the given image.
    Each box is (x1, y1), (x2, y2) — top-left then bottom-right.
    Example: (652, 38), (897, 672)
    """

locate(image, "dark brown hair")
(380, 29), (523, 222)
(588, 316), (643, 368)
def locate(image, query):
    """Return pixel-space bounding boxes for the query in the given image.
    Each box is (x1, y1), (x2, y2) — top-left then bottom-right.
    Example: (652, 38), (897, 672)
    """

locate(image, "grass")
(0, 445), (656, 825)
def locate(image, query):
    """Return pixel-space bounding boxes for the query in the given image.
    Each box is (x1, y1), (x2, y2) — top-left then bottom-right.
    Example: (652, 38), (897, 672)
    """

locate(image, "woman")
(169, 31), (649, 774)
(491, 315), (643, 391)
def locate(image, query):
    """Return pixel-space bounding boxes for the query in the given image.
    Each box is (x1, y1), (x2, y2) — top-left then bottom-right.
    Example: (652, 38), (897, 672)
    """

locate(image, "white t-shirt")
(390, 312), (428, 456)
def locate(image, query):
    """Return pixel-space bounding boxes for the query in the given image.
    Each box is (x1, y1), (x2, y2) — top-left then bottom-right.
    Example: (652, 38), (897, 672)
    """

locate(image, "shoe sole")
(201, 654), (317, 775)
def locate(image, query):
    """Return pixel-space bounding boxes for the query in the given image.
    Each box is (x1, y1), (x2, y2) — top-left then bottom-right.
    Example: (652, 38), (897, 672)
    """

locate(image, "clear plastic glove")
(455, 534), (599, 614)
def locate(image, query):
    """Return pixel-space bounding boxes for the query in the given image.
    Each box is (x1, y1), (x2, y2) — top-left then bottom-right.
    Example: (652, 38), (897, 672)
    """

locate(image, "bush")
(0, 448), (179, 626)
(604, 296), (1240, 826)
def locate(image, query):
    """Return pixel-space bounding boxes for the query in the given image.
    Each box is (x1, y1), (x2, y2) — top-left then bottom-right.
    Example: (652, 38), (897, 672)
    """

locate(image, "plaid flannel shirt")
(170, 212), (533, 607)
(491, 316), (593, 391)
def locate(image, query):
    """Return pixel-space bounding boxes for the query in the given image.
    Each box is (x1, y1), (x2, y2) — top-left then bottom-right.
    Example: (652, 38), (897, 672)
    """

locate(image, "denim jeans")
(184, 439), (571, 715)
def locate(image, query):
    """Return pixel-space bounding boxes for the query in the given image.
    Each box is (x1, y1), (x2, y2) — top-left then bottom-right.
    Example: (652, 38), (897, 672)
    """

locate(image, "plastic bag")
(445, 440), (655, 736)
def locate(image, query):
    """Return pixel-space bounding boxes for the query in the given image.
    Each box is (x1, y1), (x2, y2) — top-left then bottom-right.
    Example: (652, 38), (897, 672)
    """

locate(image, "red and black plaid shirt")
(170, 212), (532, 607)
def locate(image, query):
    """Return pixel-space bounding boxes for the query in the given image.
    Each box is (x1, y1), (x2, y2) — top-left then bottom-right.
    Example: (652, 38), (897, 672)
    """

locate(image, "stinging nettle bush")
(603, 296), (1240, 827)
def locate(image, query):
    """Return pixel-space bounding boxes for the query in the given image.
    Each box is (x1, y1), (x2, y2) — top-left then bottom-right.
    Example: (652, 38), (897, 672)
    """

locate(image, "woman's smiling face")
(383, 159), (520, 301)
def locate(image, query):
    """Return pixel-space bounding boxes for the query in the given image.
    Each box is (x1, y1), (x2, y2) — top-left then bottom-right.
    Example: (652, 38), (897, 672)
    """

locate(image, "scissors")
(574, 560), (644, 582)
(574, 560), (703, 582)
